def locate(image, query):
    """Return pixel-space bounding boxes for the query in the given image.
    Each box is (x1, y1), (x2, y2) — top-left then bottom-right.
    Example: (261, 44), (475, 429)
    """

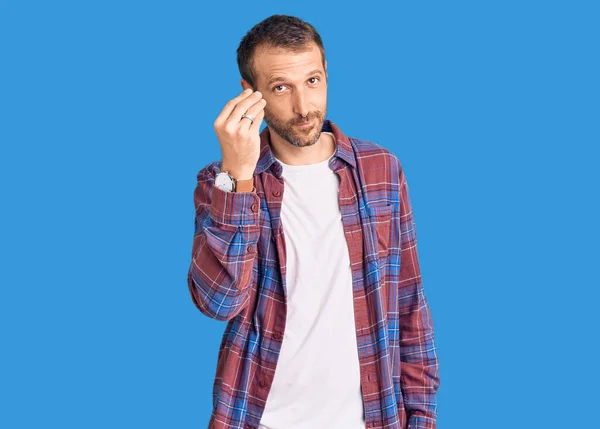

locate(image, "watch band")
(234, 177), (255, 193)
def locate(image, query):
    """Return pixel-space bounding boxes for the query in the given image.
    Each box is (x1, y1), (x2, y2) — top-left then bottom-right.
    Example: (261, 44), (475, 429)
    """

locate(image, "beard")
(263, 103), (327, 148)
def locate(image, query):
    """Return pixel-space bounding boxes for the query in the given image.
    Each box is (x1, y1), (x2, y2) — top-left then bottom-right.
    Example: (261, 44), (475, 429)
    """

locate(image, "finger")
(239, 98), (267, 131)
(227, 91), (264, 123)
(215, 89), (254, 125)
(248, 109), (265, 135)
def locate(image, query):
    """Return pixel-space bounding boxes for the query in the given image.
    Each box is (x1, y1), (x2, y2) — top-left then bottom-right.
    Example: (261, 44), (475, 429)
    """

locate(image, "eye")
(273, 85), (286, 93)
(308, 77), (320, 85)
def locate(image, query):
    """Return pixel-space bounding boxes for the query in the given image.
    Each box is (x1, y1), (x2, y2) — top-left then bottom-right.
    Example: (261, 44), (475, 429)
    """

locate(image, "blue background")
(1, 1), (598, 428)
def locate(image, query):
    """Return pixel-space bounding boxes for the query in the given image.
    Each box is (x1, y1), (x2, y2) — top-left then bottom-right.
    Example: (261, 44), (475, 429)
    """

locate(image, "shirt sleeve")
(397, 167), (441, 429)
(187, 164), (260, 321)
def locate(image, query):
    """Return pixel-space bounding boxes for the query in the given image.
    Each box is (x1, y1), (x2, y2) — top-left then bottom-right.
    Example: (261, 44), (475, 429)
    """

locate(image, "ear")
(241, 79), (253, 92)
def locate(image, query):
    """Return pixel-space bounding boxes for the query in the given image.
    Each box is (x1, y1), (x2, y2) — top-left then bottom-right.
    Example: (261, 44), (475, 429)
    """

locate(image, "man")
(187, 14), (440, 429)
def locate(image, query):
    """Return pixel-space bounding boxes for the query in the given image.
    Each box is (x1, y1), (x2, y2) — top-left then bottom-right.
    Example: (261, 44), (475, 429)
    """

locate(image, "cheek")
(264, 99), (290, 118)
(311, 90), (327, 109)
(263, 105), (278, 119)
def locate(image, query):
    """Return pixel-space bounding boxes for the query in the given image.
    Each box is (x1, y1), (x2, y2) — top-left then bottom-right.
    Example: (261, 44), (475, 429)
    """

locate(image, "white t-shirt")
(259, 138), (366, 429)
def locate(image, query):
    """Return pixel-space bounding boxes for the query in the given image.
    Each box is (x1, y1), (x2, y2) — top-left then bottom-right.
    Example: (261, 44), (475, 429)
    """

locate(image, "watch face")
(215, 172), (234, 191)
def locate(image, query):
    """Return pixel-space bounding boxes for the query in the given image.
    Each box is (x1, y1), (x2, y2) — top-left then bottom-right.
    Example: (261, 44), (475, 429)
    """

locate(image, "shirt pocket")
(369, 202), (393, 259)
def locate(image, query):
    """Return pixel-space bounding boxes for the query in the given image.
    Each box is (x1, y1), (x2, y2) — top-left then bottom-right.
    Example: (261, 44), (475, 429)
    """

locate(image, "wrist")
(216, 169), (255, 194)
(220, 163), (255, 181)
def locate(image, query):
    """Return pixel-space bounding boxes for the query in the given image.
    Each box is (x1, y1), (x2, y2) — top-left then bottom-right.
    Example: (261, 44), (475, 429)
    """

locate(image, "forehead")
(252, 42), (324, 84)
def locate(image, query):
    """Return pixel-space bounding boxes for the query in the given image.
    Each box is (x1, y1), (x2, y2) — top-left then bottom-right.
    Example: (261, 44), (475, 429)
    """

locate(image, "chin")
(293, 133), (320, 147)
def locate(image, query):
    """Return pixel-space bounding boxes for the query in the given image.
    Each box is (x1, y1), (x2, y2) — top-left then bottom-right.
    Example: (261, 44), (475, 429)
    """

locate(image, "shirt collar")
(255, 119), (357, 176)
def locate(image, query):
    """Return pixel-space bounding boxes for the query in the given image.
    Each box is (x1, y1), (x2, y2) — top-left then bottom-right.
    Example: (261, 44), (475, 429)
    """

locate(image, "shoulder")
(348, 137), (403, 180)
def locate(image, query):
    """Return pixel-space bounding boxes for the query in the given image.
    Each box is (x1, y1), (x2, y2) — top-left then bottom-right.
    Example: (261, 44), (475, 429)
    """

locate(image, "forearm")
(187, 168), (260, 321)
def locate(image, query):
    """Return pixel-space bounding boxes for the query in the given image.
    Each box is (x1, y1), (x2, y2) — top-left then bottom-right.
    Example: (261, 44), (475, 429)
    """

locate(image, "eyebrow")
(267, 69), (323, 86)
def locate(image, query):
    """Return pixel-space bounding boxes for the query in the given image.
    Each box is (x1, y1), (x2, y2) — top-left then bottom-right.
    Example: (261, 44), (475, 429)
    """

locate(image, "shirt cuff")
(209, 184), (260, 227)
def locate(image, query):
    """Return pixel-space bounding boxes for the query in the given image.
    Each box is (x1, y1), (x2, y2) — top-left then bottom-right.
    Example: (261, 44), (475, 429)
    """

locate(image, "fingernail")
(244, 88), (252, 93)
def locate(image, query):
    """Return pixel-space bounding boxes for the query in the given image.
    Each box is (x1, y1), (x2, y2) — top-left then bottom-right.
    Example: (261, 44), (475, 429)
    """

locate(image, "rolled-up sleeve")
(187, 165), (260, 321)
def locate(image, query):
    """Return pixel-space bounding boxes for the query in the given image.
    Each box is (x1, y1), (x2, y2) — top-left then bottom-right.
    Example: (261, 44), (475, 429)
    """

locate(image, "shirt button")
(259, 380), (267, 387)
(272, 190), (281, 197)
(247, 246), (255, 253)
(251, 203), (259, 212)
(273, 331), (282, 339)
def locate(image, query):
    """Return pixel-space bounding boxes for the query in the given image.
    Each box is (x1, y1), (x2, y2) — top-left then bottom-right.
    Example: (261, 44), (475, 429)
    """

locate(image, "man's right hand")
(213, 89), (267, 180)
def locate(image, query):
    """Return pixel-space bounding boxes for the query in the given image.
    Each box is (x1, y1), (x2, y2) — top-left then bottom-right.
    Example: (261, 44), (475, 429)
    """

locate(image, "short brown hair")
(236, 14), (326, 89)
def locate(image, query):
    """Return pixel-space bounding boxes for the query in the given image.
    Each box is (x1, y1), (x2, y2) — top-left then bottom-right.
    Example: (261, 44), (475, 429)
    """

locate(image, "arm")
(397, 168), (440, 429)
(187, 164), (260, 321)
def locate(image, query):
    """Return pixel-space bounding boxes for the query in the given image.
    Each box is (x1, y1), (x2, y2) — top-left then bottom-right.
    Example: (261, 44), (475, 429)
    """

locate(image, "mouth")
(295, 119), (313, 128)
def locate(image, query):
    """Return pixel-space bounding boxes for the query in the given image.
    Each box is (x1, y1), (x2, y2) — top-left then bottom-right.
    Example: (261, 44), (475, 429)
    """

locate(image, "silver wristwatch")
(215, 171), (235, 192)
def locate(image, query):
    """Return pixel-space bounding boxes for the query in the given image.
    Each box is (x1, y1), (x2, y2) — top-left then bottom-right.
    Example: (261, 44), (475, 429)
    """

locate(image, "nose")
(292, 88), (310, 118)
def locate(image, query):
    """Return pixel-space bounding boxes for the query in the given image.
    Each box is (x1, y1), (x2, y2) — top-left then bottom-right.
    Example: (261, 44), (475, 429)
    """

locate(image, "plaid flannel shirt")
(188, 119), (440, 429)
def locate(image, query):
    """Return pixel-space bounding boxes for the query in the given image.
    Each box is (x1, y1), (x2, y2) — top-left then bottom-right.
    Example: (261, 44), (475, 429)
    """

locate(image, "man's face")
(248, 42), (328, 148)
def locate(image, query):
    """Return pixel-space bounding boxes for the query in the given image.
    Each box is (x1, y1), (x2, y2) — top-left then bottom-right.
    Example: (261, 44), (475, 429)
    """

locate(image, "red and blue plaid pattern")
(188, 120), (440, 429)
